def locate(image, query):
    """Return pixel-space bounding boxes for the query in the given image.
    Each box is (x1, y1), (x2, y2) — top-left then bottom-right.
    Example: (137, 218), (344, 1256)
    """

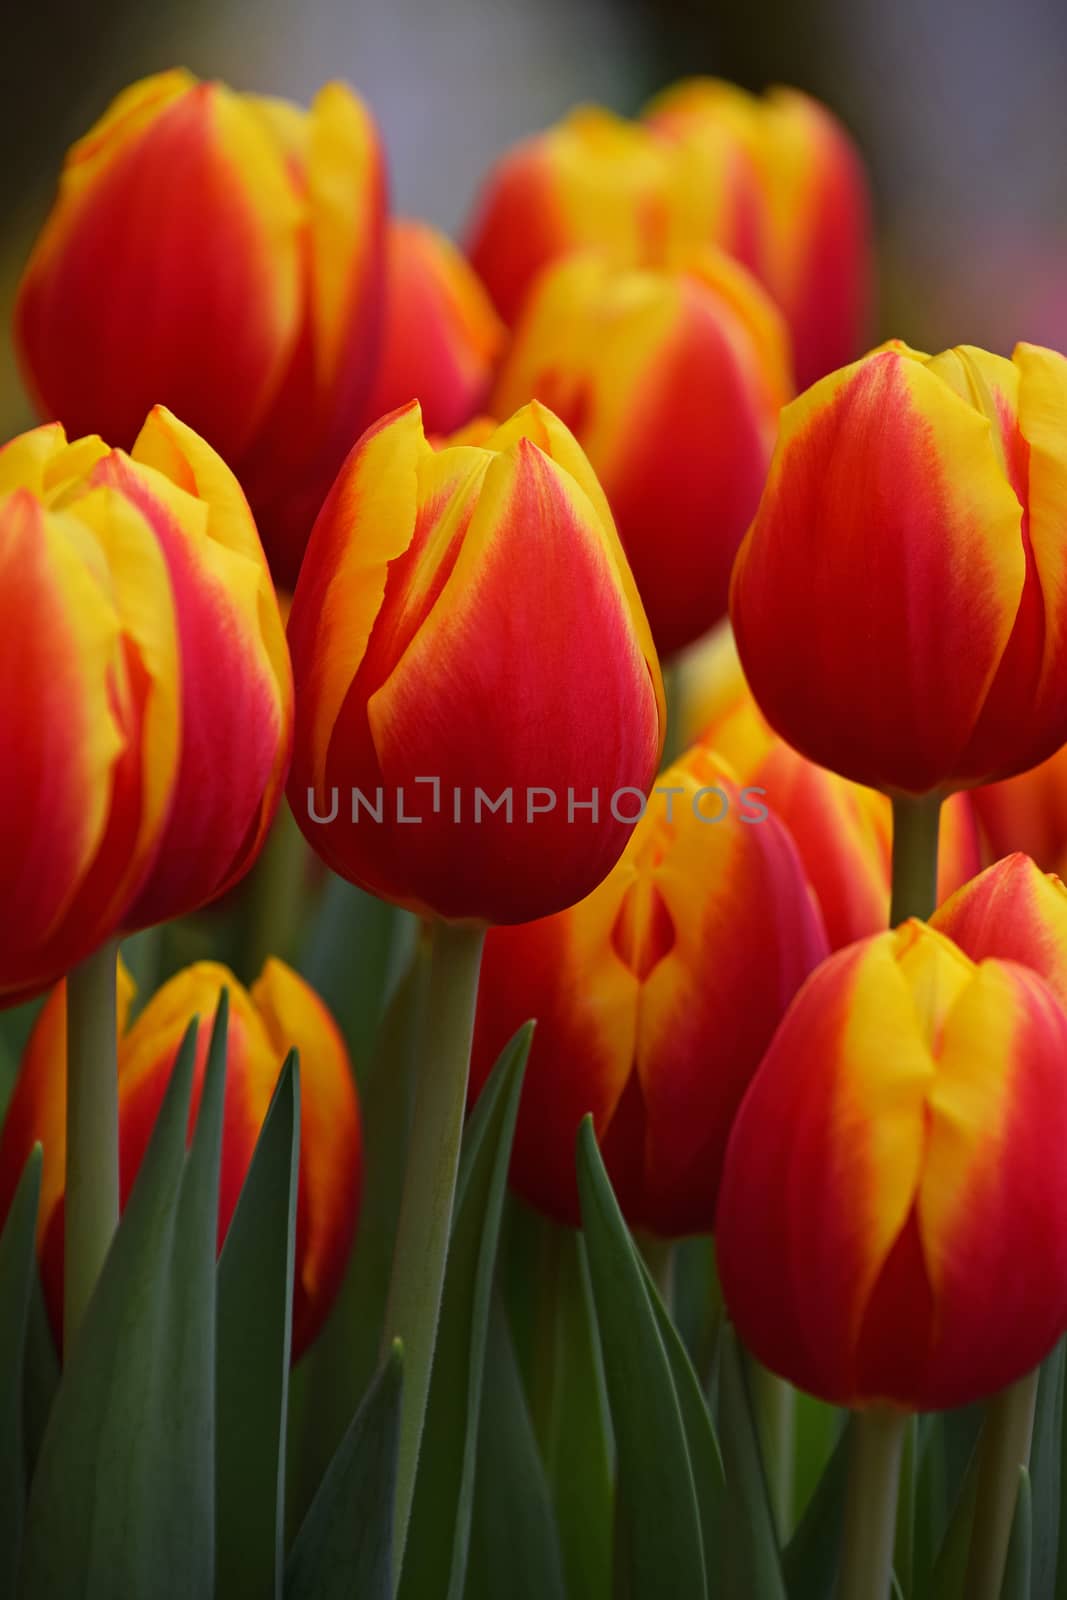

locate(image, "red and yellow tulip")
(0, 958), (360, 1358)
(366, 219), (504, 438)
(1, 410), (293, 938)
(469, 744), (828, 1233)
(492, 251), (791, 656)
(644, 79), (872, 387)
(15, 69), (387, 589)
(932, 852), (1067, 1009)
(973, 743), (1067, 878)
(695, 637), (980, 947)
(466, 107), (680, 326)
(731, 342), (1067, 795)
(286, 399), (665, 924)
(716, 920), (1067, 1409)
(0, 420), (181, 1003)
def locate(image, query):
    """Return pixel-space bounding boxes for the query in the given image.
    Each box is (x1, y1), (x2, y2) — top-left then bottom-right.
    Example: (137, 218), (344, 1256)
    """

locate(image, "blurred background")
(5, 0), (1067, 438)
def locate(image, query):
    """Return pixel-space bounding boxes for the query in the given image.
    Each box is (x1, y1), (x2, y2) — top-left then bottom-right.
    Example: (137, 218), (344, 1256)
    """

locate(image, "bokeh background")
(5, 0), (1066, 439)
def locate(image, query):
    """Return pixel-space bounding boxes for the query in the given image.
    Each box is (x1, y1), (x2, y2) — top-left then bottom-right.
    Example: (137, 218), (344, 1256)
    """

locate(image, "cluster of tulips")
(2, 59), (1067, 1600)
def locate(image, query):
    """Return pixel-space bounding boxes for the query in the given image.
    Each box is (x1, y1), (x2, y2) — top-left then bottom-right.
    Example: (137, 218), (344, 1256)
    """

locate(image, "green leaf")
(216, 1053), (301, 1600)
(1000, 1468), (1032, 1600)
(0, 1147), (42, 1599)
(638, 1252), (727, 1592)
(287, 938), (425, 1533)
(576, 1116), (707, 1600)
(464, 1297), (566, 1600)
(520, 1217), (614, 1600)
(1030, 1339), (1064, 1600)
(399, 1022), (533, 1600)
(18, 994), (230, 1600)
(926, 1435), (981, 1600)
(783, 1415), (851, 1600)
(716, 1327), (787, 1600)
(20, 1261), (58, 1487)
(285, 1345), (402, 1600)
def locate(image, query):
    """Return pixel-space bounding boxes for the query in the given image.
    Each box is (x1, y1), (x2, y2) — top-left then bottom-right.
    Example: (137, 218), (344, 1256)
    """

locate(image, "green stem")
(889, 794), (943, 924)
(380, 918), (486, 1583)
(64, 937), (121, 1352)
(751, 1361), (796, 1540)
(962, 1369), (1040, 1600)
(838, 1407), (907, 1600)
(243, 801), (309, 977)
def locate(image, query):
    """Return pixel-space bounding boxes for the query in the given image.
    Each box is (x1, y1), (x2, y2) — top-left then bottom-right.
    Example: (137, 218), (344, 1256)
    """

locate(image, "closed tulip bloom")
(365, 219), (504, 437)
(932, 852), (1067, 1010)
(466, 106), (680, 326)
(698, 650), (980, 947)
(493, 251), (791, 655)
(0, 958), (361, 1357)
(731, 342), (1067, 795)
(468, 745), (828, 1233)
(287, 399), (664, 924)
(15, 69), (387, 588)
(716, 920), (1067, 1409)
(0, 422), (181, 1003)
(2, 409), (293, 933)
(644, 79), (872, 388)
(972, 744), (1067, 877)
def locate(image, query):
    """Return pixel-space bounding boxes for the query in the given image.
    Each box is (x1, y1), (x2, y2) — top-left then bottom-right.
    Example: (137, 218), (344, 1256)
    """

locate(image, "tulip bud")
(469, 745), (828, 1233)
(716, 920), (1067, 1409)
(695, 636), (981, 948)
(932, 852), (1067, 1010)
(645, 79), (873, 388)
(0, 958), (361, 1357)
(365, 220), (504, 437)
(731, 342), (1067, 795)
(972, 743), (1067, 877)
(287, 399), (665, 924)
(492, 251), (790, 656)
(0, 422), (181, 1003)
(15, 69), (387, 589)
(466, 106), (679, 325)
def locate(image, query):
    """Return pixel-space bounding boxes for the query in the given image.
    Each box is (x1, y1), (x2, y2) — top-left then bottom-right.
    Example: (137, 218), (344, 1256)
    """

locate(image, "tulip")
(15, 68), (387, 588)
(492, 250), (791, 656)
(694, 636), (981, 947)
(932, 852), (1067, 1008)
(466, 106), (680, 326)
(731, 342), (1067, 797)
(286, 398), (665, 925)
(0, 420), (181, 1004)
(0, 958), (361, 1358)
(1, 408), (293, 936)
(716, 918), (1067, 1411)
(365, 219), (504, 437)
(644, 79), (872, 388)
(469, 744), (828, 1233)
(972, 742), (1067, 876)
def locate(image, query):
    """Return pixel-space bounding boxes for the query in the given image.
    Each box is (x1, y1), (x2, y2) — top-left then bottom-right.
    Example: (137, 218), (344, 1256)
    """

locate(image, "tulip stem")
(889, 794), (942, 924)
(962, 1368), (1040, 1600)
(64, 937), (121, 1352)
(838, 1407), (907, 1600)
(381, 918), (486, 1585)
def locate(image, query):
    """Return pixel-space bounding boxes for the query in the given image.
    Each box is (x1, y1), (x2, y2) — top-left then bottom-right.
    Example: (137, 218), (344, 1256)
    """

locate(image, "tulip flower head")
(716, 920), (1067, 1409)
(932, 852), (1067, 1010)
(15, 69), (387, 588)
(0, 420), (185, 1003)
(286, 399), (665, 924)
(466, 106), (681, 325)
(469, 744), (828, 1232)
(973, 742), (1067, 878)
(731, 342), (1067, 796)
(493, 250), (791, 656)
(0, 958), (361, 1358)
(645, 78), (873, 387)
(366, 219), (505, 437)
